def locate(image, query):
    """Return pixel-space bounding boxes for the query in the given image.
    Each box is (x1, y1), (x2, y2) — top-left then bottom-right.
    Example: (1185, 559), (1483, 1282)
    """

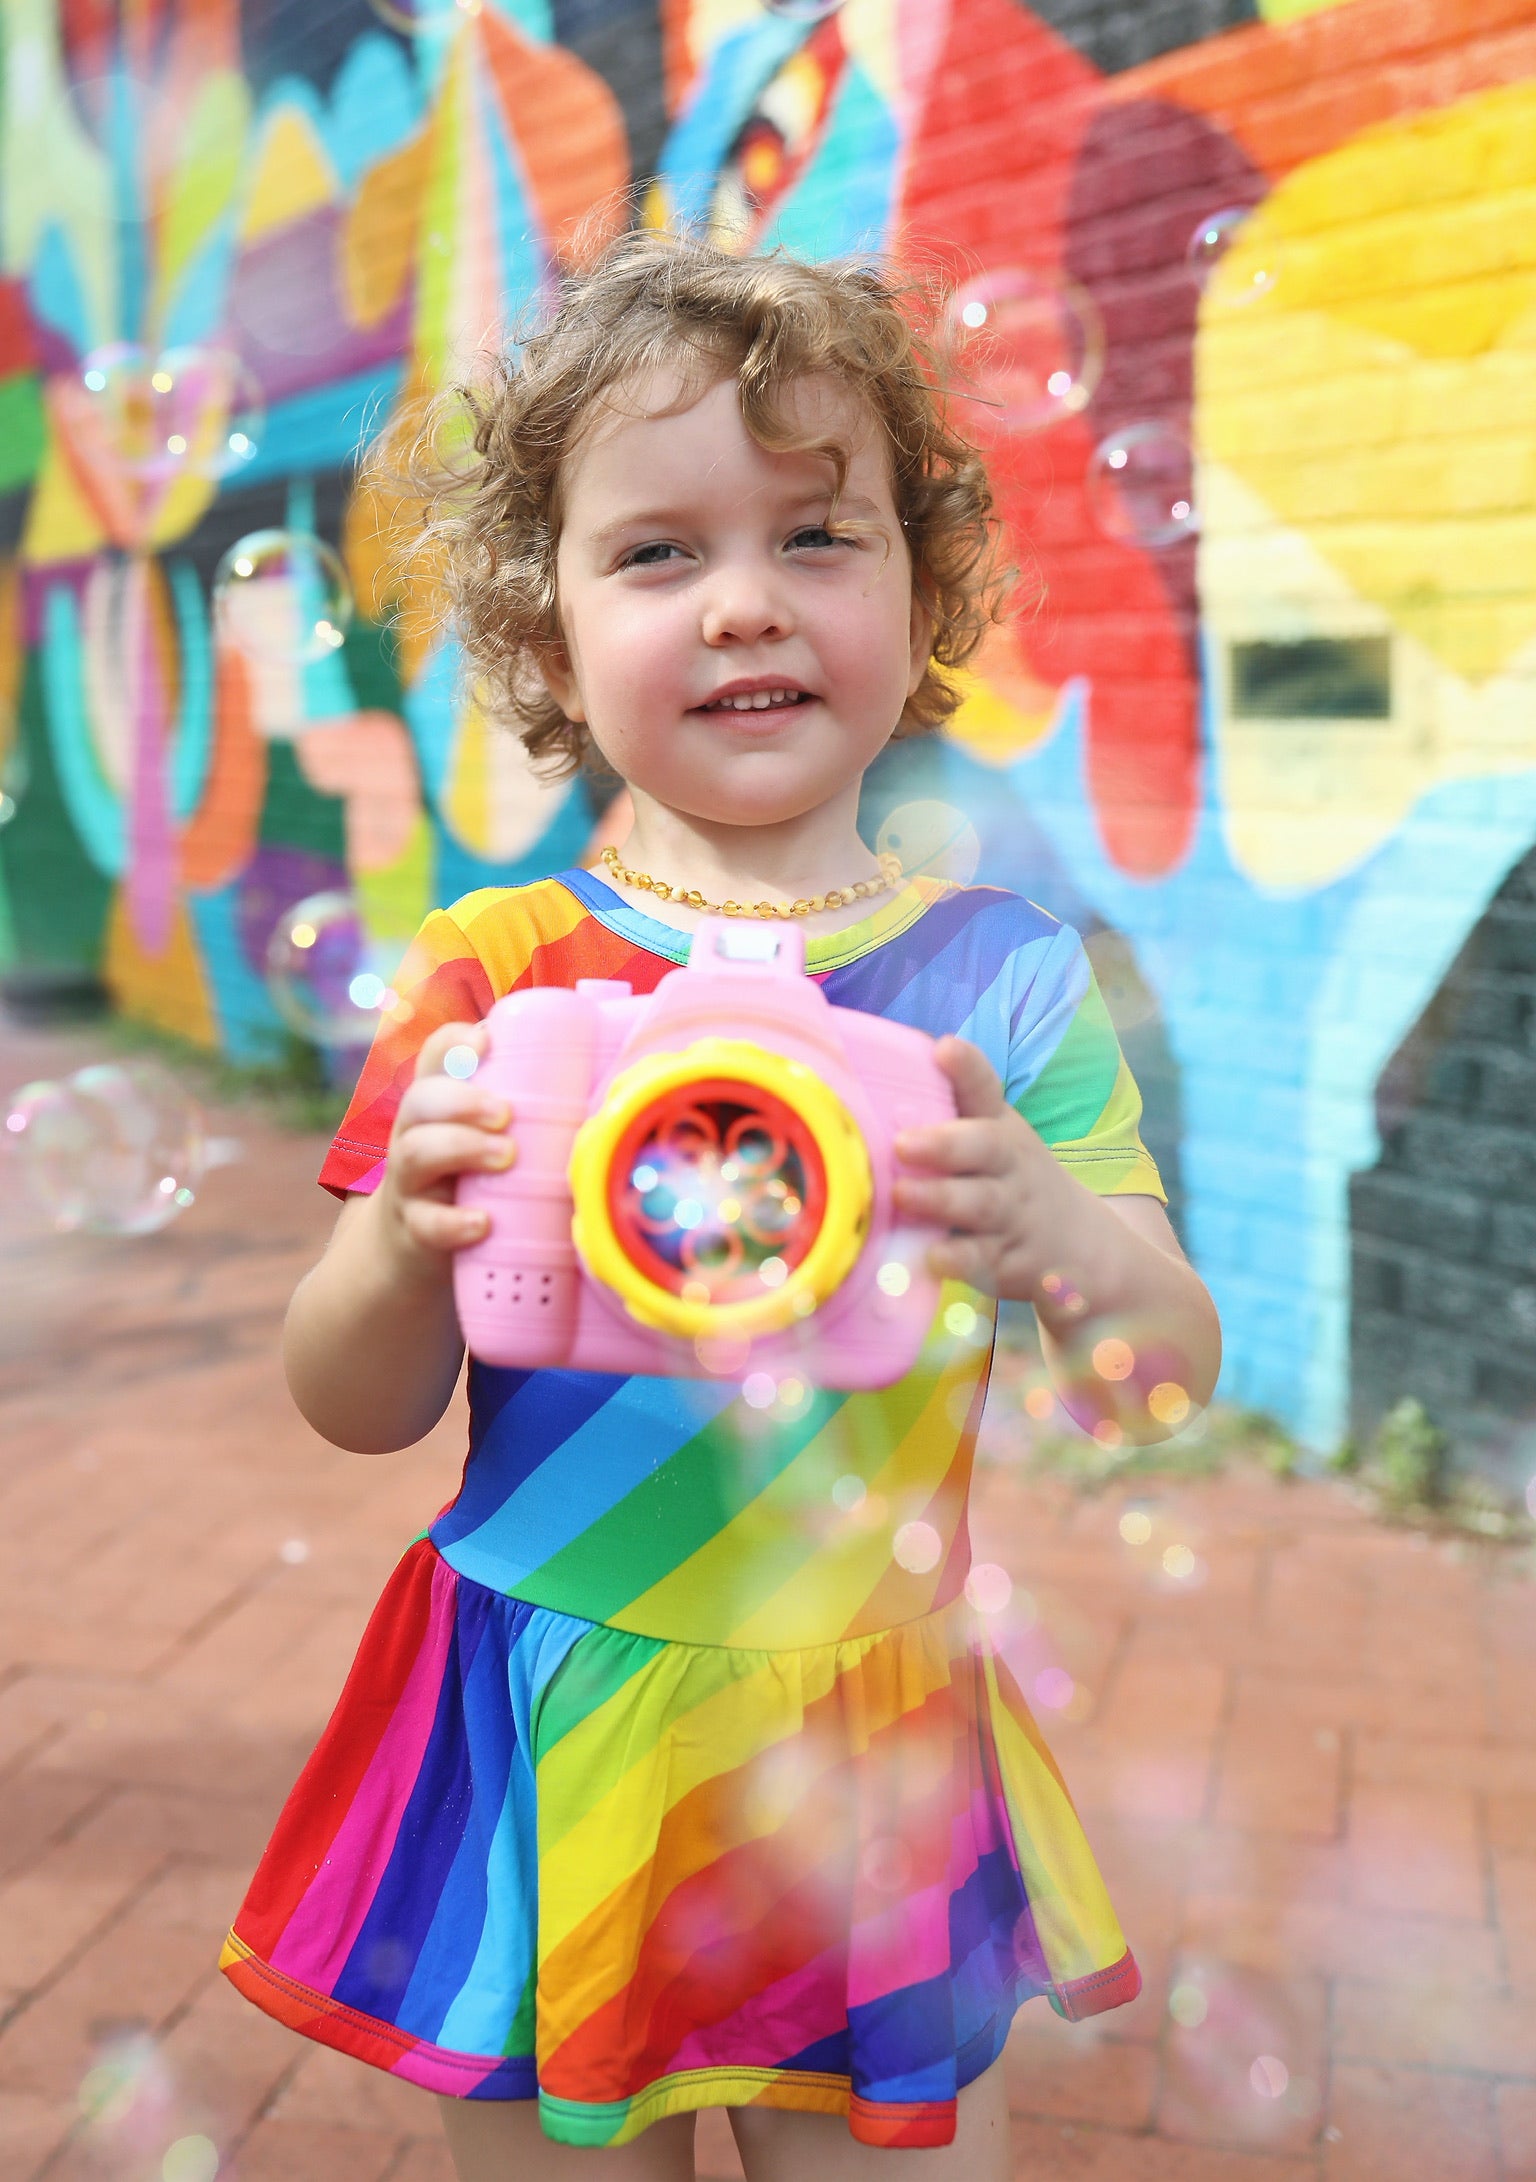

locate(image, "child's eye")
(788, 525), (843, 552)
(620, 541), (685, 569)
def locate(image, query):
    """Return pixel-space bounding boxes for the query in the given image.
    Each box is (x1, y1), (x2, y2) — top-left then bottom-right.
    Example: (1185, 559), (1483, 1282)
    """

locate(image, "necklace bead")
(599, 845), (902, 920)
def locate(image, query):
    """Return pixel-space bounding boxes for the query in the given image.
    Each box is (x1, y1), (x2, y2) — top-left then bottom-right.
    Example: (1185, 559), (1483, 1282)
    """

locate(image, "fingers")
(389, 1120), (515, 1201)
(892, 1172), (1005, 1232)
(400, 1195), (492, 1256)
(933, 1036), (1006, 1119)
(895, 1115), (1013, 1178)
(415, 1019), (491, 1082)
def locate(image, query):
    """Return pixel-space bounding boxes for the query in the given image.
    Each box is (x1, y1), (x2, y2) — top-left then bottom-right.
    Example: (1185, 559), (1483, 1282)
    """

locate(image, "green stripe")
(1015, 977), (1121, 1144)
(539, 2091), (632, 2145)
(520, 1393), (843, 1624)
(533, 1623), (667, 1757)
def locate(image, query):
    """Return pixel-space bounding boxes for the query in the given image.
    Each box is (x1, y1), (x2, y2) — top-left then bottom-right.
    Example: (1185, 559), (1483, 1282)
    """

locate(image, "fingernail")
(465, 1210), (490, 1237)
(483, 1104), (511, 1129)
(484, 1142), (516, 1170)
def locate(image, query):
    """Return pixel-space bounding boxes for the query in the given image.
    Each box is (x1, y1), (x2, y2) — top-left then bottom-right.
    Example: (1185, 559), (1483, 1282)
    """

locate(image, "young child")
(221, 233), (1220, 2182)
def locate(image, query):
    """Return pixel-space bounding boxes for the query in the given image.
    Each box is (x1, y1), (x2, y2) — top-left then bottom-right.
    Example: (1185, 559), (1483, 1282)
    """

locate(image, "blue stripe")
(433, 1372), (738, 1588)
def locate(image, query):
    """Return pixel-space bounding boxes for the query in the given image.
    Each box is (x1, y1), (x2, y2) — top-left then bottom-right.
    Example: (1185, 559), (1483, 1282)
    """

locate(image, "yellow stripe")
(981, 1648), (1128, 1986)
(610, 1294), (992, 1649)
(1052, 1054), (1166, 1200)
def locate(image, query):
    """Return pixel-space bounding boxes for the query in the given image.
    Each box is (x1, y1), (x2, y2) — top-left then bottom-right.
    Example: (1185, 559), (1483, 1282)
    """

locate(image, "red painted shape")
(898, 0), (1202, 877)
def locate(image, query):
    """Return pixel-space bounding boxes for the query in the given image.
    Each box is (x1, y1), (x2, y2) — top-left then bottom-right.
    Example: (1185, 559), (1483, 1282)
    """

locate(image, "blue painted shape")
(28, 222), (94, 354)
(235, 365), (406, 485)
(657, 17), (810, 229)
(326, 33), (423, 189)
(160, 220), (241, 351)
(403, 637), (463, 802)
(167, 561), (214, 822)
(1001, 677), (1536, 1449)
(40, 585), (124, 878)
(185, 882), (289, 1064)
(761, 57), (899, 261)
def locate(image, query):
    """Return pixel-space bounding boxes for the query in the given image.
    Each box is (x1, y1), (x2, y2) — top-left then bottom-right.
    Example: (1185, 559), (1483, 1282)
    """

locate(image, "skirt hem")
(221, 1925), (1139, 2142)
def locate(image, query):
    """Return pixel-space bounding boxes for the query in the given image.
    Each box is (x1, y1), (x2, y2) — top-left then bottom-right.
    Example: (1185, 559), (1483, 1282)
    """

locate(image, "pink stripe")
(271, 1555), (458, 1987)
(848, 1878), (951, 2008)
(665, 1944), (847, 2074)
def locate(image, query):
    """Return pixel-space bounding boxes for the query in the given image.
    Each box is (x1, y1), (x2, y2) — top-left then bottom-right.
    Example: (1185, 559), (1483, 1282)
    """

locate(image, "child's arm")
(283, 1021), (512, 1454)
(894, 1038), (1221, 1443)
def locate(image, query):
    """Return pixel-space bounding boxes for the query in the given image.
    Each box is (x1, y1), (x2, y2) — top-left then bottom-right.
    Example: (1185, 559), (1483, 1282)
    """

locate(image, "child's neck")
(608, 792), (895, 934)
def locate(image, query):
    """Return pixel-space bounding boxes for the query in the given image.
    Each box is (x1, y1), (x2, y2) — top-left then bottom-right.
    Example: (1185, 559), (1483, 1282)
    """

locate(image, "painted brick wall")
(0, 0), (1533, 1471)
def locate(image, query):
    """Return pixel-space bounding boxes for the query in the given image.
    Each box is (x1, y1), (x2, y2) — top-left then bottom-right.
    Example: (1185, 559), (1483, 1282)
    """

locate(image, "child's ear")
(536, 640), (586, 724)
(906, 587), (936, 698)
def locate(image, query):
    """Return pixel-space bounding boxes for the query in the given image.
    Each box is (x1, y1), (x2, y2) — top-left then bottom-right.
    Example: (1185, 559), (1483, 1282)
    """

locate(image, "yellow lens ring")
(570, 1039), (873, 1339)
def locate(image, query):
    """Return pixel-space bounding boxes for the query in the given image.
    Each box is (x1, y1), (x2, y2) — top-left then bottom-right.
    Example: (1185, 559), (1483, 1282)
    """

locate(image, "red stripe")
(231, 1538), (442, 1958)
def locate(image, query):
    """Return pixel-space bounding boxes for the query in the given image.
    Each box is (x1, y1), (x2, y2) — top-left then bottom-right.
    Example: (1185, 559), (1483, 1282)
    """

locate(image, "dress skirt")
(222, 1537), (1138, 2150)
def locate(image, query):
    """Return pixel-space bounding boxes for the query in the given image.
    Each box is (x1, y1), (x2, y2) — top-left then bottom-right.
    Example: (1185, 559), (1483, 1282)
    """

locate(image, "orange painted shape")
(1100, 0), (1536, 179)
(479, 12), (629, 259)
(104, 885), (218, 1048)
(295, 712), (422, 874)
(344, 132), (431, 330)
(179, 648), (267, 893)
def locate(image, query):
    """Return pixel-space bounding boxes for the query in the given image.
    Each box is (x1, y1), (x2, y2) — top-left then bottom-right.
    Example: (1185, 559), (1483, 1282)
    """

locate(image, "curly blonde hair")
(395, 229), (1009, 778)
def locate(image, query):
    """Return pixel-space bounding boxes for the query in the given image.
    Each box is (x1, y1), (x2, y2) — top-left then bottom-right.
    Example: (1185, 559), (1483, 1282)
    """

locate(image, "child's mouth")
(695, 688), (814, 715)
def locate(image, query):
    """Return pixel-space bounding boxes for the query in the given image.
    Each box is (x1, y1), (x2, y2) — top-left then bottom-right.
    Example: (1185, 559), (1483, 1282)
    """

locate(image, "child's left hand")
(892, 1037), (1082, 1303)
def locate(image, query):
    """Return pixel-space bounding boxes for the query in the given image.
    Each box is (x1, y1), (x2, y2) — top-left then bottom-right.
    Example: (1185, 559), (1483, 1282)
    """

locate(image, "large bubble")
(941, 268), (1104, 434)
(875, 800), (982, 886)
(79, 343), (265, 483)
(212, 530), (354, 663)
(1186, 206), (1280, 306)
(4, 1060), (205, 1235)
(265, 890), (398, 1049)
(1087, 421), (1200, 549)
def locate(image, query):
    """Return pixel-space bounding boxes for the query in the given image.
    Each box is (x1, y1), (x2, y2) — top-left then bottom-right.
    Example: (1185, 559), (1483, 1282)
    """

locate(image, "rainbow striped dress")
(222, 872), (1160, 2150)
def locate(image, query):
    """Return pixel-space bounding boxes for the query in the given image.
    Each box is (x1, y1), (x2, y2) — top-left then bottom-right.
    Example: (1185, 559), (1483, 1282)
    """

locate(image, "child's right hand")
(377, 1021), (514, 1270)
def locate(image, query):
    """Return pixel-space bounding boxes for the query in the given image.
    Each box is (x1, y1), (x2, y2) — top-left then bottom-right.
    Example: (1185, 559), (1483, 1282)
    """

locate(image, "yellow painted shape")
(239, 106), (340, 242)
(104, 889), (218, 1050)
(943, 664), (1060, 767)
(1196, 457), (1536, 889)
(1257, 0), (1355, 19)
(1199, 80), (1536, 687)
(356, 809), (434, 944)
(20, 441), (109, 565)
(441, 691), (493, 854)
(156, 71), (250, 306)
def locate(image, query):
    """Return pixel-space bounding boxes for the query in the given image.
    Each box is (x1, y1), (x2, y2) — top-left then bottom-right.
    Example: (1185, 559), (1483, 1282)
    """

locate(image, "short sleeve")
(1005, 924), (1165, 1201)
(318, 906), (497, 1197)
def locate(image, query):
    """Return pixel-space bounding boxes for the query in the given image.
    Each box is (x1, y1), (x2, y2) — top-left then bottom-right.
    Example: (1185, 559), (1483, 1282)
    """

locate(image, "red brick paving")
(2, 1019), (1534, 2180)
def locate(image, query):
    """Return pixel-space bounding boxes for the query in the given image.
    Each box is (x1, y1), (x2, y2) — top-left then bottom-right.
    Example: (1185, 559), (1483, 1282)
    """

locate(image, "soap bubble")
(265, 891), (397, 1048)
(162, 2135), (219, 2182)
(212, 530), (353, 663)
(875, 800), (981, 885)
(893, 1519), (942, 1573)
(78, 343), (265, 483)
(4, 1060), (205, 1235)
(1087, 422), (1199, 549)
(964, 1561), (1012, 1614)
(369, 0), (481, 28)
(941, 268), (1103, 434)
(1186, 206), (1279, 305)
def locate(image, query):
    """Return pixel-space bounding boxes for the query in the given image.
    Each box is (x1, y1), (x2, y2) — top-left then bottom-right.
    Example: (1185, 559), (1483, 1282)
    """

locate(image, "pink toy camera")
(453, 919), (957, 1389)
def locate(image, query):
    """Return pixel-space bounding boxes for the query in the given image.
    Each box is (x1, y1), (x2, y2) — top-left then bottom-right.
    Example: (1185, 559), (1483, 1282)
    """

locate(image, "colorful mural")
(2, 0), (1534, 1456)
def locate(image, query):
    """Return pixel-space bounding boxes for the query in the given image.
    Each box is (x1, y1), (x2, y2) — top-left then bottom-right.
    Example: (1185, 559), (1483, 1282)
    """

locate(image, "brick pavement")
(2, 1018), (1534, 2181)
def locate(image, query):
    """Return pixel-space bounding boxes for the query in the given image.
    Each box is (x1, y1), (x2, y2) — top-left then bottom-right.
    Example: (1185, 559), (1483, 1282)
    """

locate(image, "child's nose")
(699, 560), (793, 646)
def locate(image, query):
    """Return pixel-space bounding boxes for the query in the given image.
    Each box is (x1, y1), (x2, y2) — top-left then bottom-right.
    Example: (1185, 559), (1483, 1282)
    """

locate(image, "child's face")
(544, 369), (932, 833)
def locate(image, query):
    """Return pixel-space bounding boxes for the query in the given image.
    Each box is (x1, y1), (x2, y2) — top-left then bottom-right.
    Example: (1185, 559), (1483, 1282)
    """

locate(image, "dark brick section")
(1020, 0), (1259, 76)
(1350, 845), (1536, 1488)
